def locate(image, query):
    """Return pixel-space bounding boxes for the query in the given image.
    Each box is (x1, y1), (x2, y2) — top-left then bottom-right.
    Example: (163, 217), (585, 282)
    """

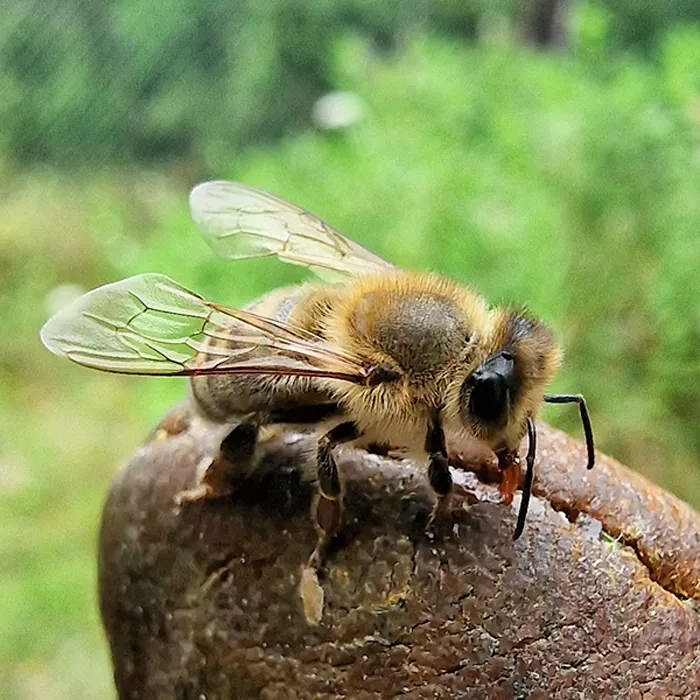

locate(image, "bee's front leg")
(176, 417), (259, 505)
(426, 417), (453, 522)
(308, 421), (360, 569)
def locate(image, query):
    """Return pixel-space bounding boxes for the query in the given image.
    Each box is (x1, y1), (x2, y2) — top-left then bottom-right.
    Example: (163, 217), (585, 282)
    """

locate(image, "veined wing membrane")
(40, 273), (369, 381)
(189, 181), (395, 282)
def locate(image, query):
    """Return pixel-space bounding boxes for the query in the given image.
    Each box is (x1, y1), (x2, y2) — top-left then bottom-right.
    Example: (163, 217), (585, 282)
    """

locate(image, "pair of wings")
(41, 181), (396, 383)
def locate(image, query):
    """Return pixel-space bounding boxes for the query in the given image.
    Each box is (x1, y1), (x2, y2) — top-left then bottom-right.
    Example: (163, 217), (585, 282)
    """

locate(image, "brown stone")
(99, 403), (700, 699)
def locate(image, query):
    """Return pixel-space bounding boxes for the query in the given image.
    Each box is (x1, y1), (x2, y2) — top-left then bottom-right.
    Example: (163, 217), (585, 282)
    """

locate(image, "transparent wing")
(189, 180), (395, 282)
(40, 273), (370, 381)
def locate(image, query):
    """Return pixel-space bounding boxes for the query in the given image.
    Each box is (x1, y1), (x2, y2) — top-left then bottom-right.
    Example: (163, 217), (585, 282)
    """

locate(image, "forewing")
(189, 180), (394, 281)
(40, 273), (369, 381)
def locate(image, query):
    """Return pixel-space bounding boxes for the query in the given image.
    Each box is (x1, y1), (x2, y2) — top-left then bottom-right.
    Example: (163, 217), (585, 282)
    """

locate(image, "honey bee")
(41, 181), (594, 566)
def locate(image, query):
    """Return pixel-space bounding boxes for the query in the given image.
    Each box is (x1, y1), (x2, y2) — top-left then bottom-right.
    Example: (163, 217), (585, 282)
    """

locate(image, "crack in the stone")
(434, 660), (469, 677)
(539, 495), (692, 604)
(508, 621), (579, 654)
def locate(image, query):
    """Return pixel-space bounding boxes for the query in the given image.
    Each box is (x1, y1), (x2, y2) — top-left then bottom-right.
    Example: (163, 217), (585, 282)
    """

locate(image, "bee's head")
(455, 310), (561, 447)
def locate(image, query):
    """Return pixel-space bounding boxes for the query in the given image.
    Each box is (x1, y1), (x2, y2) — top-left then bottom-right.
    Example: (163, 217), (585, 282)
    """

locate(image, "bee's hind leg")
(308, 421), (360, 569)
(426, 417), (454, 525)
(176, 418), (260, 505)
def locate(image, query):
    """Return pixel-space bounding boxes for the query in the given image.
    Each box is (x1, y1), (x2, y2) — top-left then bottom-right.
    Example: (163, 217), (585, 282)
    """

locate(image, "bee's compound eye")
(461, 351), (517, 427)
(467, 370), (509, 424)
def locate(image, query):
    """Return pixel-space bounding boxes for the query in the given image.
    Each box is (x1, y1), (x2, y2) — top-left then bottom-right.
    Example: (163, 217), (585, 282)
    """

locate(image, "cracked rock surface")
(99, 404), (700, 699)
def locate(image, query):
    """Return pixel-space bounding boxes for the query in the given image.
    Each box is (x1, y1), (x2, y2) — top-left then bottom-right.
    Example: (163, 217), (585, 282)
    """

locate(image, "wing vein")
(189, 180), (395, 282)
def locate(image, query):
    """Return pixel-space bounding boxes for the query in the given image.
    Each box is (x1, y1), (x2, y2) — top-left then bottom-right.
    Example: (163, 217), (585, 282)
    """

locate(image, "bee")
(41, 181), (594, 566)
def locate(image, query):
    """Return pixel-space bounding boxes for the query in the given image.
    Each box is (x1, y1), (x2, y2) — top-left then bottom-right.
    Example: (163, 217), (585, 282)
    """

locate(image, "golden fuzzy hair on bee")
(294, 272), (490, 446)
(323, 271), (490, 378)
(486, 307), (562, 383)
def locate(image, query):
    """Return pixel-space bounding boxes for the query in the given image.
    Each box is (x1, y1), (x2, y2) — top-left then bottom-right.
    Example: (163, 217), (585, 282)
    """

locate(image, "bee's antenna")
(543, 394), (595, 469)
(513, 417), (536, 540)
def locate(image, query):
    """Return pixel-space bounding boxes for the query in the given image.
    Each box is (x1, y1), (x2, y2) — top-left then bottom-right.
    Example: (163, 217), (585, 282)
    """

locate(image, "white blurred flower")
(311, 91), (364, 131)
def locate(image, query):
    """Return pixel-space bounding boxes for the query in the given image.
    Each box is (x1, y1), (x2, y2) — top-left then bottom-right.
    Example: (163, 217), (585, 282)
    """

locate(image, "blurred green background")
(2, 1), (700, 697)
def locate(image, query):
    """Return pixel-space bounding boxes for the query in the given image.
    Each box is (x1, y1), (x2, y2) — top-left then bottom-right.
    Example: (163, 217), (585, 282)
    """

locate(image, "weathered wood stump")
(99, 403), (700, 699)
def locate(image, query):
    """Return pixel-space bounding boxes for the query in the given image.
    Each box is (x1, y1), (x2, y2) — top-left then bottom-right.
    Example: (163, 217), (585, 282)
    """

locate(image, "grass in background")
(2, 32), (700, 698)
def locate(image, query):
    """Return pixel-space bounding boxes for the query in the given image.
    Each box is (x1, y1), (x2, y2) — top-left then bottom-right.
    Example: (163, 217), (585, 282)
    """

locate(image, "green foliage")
(0, 0), (482, 167)
(3, 26), (700, 700)
(602, 0), (700, 52)
(3, 0), (700, 167)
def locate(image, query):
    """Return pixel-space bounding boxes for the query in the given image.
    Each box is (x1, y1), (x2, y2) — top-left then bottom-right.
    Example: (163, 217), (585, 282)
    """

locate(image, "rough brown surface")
(99, 404), (700, 699)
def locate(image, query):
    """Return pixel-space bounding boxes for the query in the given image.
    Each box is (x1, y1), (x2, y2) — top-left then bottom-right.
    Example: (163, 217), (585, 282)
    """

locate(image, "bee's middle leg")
(308, 421), (360, 569)
(426, 417), (453, 522)
(176, 418), (260, 505)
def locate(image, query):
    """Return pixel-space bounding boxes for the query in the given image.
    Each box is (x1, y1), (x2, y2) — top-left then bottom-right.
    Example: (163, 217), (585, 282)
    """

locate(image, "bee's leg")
(308, 421), (360, 569)
(426, 418), (453, 523)
(176, 419), (259, 505)
(366, 442), (391, 456)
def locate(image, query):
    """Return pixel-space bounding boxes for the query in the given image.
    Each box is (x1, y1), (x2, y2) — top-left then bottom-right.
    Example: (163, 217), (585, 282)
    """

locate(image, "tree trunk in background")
(519, 0), (575, 47)
(99, 402), (700, 699)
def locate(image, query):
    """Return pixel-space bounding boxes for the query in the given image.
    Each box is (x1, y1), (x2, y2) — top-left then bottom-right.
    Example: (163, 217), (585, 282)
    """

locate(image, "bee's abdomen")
(190, 285), (335, 421)
(246, 285), (310, 323)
